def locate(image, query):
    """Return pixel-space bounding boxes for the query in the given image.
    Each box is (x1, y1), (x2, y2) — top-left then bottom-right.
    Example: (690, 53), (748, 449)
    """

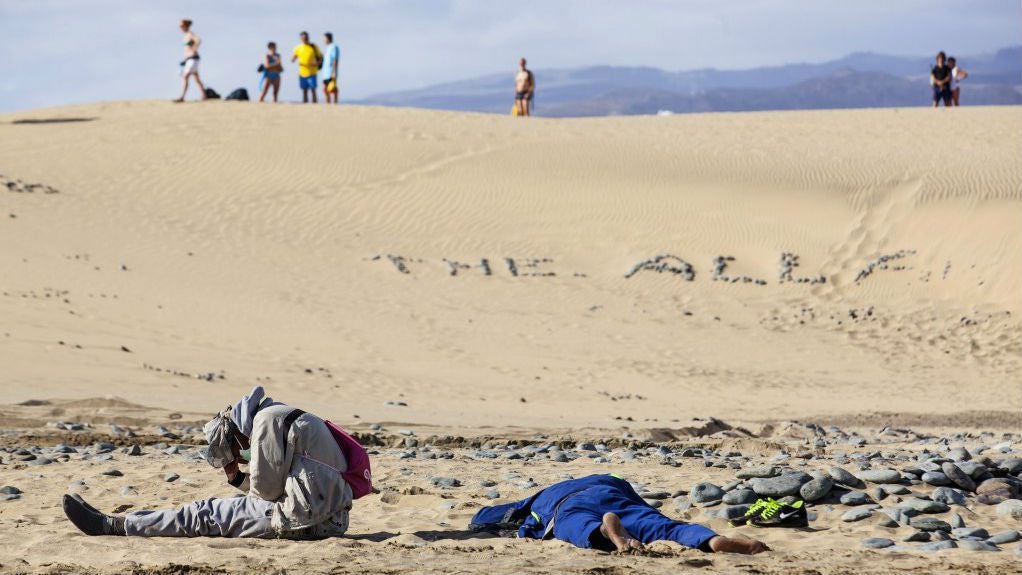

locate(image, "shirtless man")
(514, 58), (535, 117)
(175, 19), (207, 102)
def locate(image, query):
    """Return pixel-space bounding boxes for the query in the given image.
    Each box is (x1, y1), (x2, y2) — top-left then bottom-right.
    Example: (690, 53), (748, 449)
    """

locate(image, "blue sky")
(0, 0), (1018, 111)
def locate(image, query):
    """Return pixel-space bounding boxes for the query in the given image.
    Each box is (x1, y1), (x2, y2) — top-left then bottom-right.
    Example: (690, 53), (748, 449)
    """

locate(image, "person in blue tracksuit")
(470, 474), (768, 554)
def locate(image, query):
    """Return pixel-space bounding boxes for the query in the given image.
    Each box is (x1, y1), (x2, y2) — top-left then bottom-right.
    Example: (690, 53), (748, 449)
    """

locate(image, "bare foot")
(600, 512), (643, 551)
(708, 535), (769, 554)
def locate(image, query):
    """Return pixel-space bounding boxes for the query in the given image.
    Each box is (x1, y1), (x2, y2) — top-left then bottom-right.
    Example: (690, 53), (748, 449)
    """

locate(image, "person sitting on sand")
(62, 386), (354, 539)
(514, 57), (535, 117)
(470, 474), (768, 554)
(930, 51), (952, 108)
(259, 42), (284, 103)
(292, 31), (323, 104)
(948, 57), (968, 107)
(174, 19), (207, 102)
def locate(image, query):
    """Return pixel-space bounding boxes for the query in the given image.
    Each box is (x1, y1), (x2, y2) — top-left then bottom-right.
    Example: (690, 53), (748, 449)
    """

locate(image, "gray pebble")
(164, 472), (180, 483)
(921, 471), (951, 486)
(957, 540), (999, 552)
(723, 489), (757, 505)
(909, 516), (951, 532)
(126, 444), (143, 456)
(1, 486), (23, 495)
(27, 457), (54, 466)
(861, 538), (894, 549)
(940, 462), (976, 492)
(430, 477), (461, 488)
(948, 447), (971, 462)
(735, 465), (779, 479)
(995, 500), (1022, 520)
(484, 490), (500, 499)
(931, 486), (967, 506)
(986, 530), (1021, 545)
(855, 469), (902, 484)
(903, 531), (931, 542)
(952, 527), (988, 539)
(840, 491), (871, 506)
(841, 508), (874, 522)
(800, 477), (833, 502)
(898, 498), (949, 514)
(673, 496), (692, 511)
(690, 482), (725, 503)
(949, 512), (965, 528)
(919, 540), (956, 552)
(120, 486), (137, 496)
(750, 475), (805, 498)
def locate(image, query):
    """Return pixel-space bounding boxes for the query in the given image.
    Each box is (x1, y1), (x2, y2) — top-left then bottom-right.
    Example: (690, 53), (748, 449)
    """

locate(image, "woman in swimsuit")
(259, 42), (284, 103)
(175, 19), (207, 102)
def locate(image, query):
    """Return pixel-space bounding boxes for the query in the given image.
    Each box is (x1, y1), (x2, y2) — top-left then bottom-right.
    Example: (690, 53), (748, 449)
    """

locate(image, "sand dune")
(0, 102), (1020, 573)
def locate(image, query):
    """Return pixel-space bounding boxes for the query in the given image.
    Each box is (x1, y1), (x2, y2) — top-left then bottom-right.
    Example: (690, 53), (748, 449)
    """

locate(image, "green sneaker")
(729, 498), (808, 528)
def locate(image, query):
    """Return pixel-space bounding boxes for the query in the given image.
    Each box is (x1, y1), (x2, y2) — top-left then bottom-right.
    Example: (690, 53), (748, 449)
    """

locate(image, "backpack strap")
(281, 408), (305, 449)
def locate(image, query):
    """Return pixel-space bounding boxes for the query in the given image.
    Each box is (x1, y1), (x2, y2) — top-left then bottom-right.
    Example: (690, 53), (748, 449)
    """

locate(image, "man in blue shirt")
(471, 474), (768, 554)
(321, 32), (340, 104)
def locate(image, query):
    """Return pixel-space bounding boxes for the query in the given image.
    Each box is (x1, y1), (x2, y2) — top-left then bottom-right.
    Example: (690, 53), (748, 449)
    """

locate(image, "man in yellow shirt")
(291, 31), (323, 103)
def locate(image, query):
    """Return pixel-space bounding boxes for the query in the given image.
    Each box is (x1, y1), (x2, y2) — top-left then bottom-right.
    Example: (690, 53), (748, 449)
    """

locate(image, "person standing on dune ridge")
(321, 32), (340, 104)
(948, 57), (968, 107)
(514, 57), (535, 117)
(292, 31), (323, 104)
(930, 51), (952, 108)
(174, 19), (207, 102)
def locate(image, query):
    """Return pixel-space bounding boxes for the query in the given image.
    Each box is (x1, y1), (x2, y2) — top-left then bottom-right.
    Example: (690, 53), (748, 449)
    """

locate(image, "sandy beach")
(1, 102), (1020, 574)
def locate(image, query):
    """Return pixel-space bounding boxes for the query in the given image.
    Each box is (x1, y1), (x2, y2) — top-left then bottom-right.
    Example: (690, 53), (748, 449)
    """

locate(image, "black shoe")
(62, 494), (125, 536)
(748, 499), (808, 528)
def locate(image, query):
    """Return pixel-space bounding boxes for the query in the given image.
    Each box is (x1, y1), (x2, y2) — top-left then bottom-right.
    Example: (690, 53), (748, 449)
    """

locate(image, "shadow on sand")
(11, 117), (97, 125)
(347, 529), (495, 543)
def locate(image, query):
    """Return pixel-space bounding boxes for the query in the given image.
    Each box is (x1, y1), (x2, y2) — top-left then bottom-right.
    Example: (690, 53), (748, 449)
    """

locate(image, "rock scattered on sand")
(690, 482), (725, 503)
(976, 478), (1018, 505)
(164, 472), (180, 482)
(800, 477), (833, 502)
(101, 469), (123, 477)
(957, 540), (999, 552)
(987, 530), (1020, 545)
(995, 499), (1022, 520)
(898, 498), (949, 514)
(840, 491), (871, 506)
(751, 474), (806, 498)
(841, 508), (874, 522)
(909, 516), (951, 532)
(940, 462), (976, 492)
(736, 465), (779, 479)
(919, 540), (956, 552)
(861, 538), (894, 549)
(722, 489), (757, 505)
(855, 469), (901, 484)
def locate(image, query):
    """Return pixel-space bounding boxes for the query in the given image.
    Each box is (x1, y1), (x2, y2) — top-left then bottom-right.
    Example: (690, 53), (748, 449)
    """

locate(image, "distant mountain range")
(358, 46), (1022, 116)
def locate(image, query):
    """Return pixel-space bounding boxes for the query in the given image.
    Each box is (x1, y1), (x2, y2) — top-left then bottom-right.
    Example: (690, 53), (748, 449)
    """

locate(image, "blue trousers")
(552, 485), (717, 551)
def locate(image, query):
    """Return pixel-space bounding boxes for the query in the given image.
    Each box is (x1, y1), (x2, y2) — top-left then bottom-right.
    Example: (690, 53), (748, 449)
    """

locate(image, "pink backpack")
(324, 420), (374, 499)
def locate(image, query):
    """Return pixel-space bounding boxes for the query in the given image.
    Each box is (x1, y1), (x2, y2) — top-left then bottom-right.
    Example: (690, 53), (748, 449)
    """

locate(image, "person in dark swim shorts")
(930, 51), (952, 108)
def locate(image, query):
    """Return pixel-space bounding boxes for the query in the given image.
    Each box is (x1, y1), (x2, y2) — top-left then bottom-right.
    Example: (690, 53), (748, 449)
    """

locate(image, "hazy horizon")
(1, 0), (1019, 112)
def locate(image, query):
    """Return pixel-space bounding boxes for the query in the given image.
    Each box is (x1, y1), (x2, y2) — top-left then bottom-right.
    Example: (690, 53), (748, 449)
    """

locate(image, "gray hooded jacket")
(235, 404), (352, 533)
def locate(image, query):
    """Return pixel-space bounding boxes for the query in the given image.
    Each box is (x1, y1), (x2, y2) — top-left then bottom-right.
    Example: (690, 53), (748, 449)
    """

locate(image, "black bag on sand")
(225, 88), (249, 101)
(204, 87), (221, 99)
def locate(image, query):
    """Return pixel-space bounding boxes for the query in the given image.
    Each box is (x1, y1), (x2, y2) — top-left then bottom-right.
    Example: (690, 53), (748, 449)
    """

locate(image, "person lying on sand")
(63, 386), (354, 539)
(470, 473), (768, 554)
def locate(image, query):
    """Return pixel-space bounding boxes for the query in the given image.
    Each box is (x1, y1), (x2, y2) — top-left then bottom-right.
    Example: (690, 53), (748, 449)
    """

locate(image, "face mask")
(239, 448), (252, 462)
